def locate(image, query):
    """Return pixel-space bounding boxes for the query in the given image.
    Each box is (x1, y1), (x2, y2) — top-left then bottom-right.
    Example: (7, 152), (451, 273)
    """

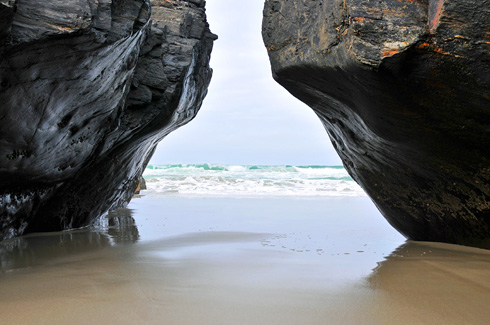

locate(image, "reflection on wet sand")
(365, 241), (490, 324)
(0, 209), (139, 272)
(105, 208), (140, 244)
(1, 197), (490, 324)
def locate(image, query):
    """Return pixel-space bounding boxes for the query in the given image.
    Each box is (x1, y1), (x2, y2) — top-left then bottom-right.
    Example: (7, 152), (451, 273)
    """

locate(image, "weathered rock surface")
(263, 0), (490, 248)
(0, 0), (216, 240)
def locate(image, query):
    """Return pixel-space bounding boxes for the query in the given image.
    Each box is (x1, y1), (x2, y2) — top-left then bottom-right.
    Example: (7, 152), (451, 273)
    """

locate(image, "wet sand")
(1, 196), (490, 324)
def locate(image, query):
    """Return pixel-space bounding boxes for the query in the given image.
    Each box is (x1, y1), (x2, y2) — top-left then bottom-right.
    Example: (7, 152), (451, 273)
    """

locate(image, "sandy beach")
(1, 196), (490, 324)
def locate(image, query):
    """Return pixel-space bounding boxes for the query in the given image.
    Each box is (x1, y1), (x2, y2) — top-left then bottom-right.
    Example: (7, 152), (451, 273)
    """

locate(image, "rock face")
(0, 0), (216, 240)
(263, 0), (490, 248)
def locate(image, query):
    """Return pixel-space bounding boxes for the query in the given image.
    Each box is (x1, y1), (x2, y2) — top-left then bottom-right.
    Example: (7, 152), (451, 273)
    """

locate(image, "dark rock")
(140, 177), (147, 191)
(263, 0), (490, 248)
(0, 0), (216, 240)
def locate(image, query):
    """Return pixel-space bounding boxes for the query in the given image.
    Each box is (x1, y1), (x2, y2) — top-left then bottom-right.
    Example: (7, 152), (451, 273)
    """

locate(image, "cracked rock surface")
(0, 0), (216, 240)
(263, 0), (490, 248)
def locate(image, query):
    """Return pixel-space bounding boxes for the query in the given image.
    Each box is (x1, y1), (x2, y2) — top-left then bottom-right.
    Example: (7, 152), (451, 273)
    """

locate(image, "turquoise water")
(142, 164), (365, 197)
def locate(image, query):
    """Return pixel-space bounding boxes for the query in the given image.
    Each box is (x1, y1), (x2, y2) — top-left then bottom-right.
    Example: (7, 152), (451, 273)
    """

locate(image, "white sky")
(149, 0), (342, 166)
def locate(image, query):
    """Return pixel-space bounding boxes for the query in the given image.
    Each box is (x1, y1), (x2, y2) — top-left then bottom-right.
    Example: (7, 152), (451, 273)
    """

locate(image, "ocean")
(142, 163), (366, 197)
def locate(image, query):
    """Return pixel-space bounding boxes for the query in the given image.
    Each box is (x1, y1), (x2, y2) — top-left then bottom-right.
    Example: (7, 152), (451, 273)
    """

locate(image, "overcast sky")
(149, 0), (342, 166)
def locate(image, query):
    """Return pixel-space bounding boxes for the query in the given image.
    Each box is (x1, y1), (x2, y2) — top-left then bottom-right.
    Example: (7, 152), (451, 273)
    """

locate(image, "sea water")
(143, 163), (366, 197)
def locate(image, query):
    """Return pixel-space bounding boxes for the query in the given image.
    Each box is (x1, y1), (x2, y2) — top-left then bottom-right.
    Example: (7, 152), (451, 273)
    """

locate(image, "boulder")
(263, 0), (490, 248)
(0, 0), (216, 240)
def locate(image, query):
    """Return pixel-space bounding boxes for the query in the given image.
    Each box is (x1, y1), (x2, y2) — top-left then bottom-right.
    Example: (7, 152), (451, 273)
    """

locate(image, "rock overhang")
(0, 0), (216, 240)
(262, 0), (490, 248)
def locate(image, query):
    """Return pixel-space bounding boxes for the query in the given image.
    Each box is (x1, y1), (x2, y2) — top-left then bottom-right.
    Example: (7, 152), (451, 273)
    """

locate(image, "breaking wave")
(142, 164), (366, 198)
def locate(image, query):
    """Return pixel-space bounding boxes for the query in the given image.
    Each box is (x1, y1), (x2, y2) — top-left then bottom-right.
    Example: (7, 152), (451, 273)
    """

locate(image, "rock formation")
(263, 0), (490, 248)
(0, 0), (216, 240)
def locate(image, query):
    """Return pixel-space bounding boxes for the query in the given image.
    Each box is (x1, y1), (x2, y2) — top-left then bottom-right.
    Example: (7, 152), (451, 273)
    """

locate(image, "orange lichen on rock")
(382, 49), (400, 57)
(352, 17), (374, 23)
(418, 42), (451, 55)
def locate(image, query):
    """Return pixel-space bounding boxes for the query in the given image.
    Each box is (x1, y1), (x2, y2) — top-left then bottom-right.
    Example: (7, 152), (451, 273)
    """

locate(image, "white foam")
(142, 164), (367, 198)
